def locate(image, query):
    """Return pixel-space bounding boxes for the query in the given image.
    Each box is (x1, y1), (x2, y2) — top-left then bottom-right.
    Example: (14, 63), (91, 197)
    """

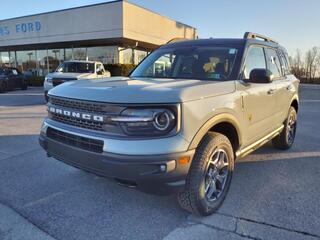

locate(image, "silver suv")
(39, 32), (299, 216)
(43, 60), (110, 101)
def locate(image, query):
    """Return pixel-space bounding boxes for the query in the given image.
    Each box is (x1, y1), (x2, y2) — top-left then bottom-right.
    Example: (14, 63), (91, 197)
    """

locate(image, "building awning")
(0, 0), (197, 51)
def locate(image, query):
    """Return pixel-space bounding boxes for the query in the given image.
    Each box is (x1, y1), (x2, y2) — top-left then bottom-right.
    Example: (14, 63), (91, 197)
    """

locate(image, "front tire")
(272, 107), (297, 150)
(178, 132), (234, 216)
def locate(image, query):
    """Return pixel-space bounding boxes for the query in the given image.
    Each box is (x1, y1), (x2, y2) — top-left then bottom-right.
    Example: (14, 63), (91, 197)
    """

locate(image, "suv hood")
(47, 72), (93, 79)
(49, 77), (236, 103)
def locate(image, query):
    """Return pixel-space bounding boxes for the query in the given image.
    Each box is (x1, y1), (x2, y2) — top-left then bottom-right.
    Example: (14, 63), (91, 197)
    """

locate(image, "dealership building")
(0, 0), (197, 76)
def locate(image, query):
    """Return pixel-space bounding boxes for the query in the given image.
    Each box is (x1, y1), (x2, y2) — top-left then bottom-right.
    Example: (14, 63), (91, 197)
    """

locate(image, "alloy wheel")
(287, 113), (297, 145)
(204, 149), (229, 202)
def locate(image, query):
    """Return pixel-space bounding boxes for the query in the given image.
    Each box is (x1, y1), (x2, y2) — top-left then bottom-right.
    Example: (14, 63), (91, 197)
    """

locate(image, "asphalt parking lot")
(0, 85), (319, 240)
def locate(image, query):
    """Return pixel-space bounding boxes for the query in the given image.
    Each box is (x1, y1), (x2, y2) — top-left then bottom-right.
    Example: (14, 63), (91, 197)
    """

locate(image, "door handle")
(267, 89), (275, 95)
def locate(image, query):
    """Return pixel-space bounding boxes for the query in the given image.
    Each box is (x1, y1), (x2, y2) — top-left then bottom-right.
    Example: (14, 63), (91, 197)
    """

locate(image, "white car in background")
(44, 60), (110, 101)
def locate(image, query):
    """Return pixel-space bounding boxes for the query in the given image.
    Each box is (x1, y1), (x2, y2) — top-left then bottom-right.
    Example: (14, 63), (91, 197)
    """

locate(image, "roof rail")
(166, 38), (188, 44)
(244, 32), (278, 44)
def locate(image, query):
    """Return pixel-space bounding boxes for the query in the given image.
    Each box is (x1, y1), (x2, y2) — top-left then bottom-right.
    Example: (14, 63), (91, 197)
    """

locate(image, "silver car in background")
(44, 60), (110, 101)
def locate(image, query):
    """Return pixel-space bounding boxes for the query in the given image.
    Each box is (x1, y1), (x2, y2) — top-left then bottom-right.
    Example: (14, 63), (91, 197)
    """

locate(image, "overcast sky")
(1, 0), (320, 55)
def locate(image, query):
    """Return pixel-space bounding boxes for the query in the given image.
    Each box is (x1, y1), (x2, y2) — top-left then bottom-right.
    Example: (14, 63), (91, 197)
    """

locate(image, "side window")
(143, 53), (176, 78)
(284, 52), (291, 70)
(278, 51), (290, 75)
(265, 48), (282, 78)
(243, 46), (266, 79)
(12, 69), (19, 75)
(96, 64), (104, 74)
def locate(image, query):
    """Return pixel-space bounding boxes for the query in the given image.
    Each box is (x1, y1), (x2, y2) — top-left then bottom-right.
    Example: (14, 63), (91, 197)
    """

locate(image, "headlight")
(45, 77), (53, 84)
(110, 107), (179, 136)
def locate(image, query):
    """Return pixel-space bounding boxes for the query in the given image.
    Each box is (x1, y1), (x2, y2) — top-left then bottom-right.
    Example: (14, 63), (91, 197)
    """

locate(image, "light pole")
(27, 52), (33, 70)
(52, 49), (60, 61)
(27, 52), (33, 62)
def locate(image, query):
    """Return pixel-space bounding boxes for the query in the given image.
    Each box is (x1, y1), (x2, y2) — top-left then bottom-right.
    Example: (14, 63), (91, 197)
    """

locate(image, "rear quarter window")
(278, 50), (291, 75)
(265, 48), (282, 79)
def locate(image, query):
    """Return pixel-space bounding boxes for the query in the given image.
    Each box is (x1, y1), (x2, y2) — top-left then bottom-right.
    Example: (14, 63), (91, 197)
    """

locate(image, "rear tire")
(178, 132), (234, 216)
(272, 107), (297, 150)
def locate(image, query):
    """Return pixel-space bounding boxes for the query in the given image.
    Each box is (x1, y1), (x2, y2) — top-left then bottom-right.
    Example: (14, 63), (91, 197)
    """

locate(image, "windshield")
(56, 62), (95, 73)
(130, 46), (239, 80)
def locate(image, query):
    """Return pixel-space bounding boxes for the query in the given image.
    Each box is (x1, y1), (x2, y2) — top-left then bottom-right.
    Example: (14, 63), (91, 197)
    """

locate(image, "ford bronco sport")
(39, 32), (299, 216)
(43, 60), (110, 101)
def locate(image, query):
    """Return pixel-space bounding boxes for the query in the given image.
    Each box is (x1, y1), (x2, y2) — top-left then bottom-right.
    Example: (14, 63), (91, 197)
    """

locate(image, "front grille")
(47, 127), (104, 153)
(49, 96), (124, 114)
(48, 96), (124, 134)
(52, 78), (77, 87)
(51, 114), (104, 131)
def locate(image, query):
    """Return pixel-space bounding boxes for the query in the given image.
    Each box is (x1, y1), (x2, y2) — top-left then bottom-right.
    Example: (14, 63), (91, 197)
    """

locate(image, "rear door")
(274, 50), (297, 122)
(264, 48), (290, 124)
(240, 45), (278, 144)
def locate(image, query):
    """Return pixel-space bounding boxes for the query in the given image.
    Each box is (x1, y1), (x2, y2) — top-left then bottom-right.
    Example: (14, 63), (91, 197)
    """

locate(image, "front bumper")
(39, 120), (194, 195)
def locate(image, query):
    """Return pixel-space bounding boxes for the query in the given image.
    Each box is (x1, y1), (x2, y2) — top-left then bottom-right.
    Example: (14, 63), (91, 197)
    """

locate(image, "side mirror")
(248, 69), (273, 83)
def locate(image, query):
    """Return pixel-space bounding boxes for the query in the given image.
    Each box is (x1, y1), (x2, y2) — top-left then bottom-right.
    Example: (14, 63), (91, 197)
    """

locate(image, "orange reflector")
(178, 156), (190, 165)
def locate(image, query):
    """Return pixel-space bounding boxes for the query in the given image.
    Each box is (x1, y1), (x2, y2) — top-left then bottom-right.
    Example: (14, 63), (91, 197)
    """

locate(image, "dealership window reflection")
(0, 52), (10, 67)
(0, 46), (148, 76)
(16, 50), (37, 76)
(48, 49), (63, 73)
(87, 46), (118, 64)
(73, 48), (87, 61)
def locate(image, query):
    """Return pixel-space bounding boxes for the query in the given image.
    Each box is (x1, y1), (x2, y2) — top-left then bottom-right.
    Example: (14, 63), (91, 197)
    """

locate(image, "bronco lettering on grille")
(49, 106), (104, 123)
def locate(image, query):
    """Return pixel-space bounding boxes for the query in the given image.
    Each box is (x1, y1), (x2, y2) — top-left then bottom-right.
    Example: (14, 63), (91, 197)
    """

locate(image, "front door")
(240, 45), (278, 144)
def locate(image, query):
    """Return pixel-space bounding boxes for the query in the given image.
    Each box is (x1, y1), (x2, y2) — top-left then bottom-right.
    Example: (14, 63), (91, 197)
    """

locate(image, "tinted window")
(278, 50), (291, 75)
(265, 48), (282, 78)
(56, 62), (95, 73)
(243, 46), (266, 79)
(131, 47), (239, 81)
(0, 68), (5, 75)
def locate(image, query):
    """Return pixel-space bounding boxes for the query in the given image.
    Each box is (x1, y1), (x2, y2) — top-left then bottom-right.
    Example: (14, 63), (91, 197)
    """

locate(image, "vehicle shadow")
(1, 133), (319, 239)
(0, 133), (187, 240)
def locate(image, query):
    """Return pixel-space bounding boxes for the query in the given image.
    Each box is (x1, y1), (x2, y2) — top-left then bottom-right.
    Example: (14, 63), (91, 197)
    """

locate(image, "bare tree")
(315, 47), (320, 79)
(291, 49), (305, 79)
(290, 47), (320, 83)
(305, 47), (318, 81)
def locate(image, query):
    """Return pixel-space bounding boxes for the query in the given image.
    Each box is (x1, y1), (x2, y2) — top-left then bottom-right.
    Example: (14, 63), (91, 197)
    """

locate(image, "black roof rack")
(244, 32), (278, 44)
